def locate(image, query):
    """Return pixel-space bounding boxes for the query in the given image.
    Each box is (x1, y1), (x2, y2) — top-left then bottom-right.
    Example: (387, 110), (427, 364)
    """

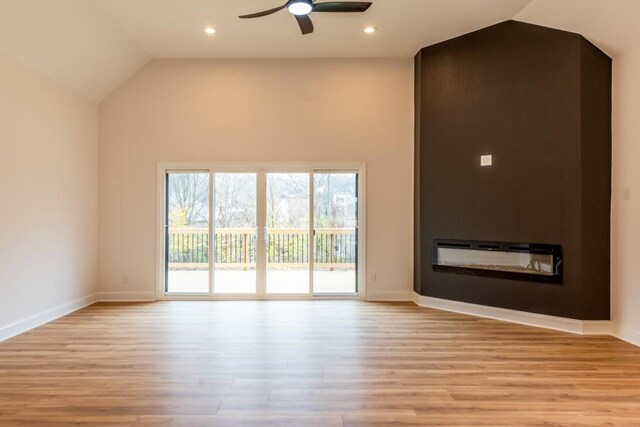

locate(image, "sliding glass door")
(163, 168), (360, 298)
(265, 173), (310, 294)
(313, 172), (358, 294)
(165, 171), (210, 294)
(213, 173), (257, 294)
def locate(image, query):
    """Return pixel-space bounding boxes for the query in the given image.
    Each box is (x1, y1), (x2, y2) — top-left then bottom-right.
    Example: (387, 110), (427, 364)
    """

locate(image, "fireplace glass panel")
(436, 247), (554, 276)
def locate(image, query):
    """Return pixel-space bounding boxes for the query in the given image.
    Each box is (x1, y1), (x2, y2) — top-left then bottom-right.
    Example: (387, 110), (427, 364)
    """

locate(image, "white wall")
(98, 58), (414, 301)
(612, 48), (640, 346)
(0, 35), (636, 345)
(0, 50), (98, 337)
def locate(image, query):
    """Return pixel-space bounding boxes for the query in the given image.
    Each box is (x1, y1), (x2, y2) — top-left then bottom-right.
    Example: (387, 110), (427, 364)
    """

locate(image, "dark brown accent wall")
(413, 20), (611, 320)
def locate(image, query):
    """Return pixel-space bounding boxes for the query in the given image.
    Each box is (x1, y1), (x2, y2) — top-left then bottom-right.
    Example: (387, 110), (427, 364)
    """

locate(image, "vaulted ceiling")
(1, 0), (639, 102)
(515, 0), (640, 56)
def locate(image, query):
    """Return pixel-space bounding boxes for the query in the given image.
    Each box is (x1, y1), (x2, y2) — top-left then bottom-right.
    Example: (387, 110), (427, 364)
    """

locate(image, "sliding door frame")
(155, 162), (366, 301)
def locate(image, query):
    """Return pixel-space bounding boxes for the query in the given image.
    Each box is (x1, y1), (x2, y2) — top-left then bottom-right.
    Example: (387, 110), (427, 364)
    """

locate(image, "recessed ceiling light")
(204, 26), (217, 35)
(364, 26), (377, 34)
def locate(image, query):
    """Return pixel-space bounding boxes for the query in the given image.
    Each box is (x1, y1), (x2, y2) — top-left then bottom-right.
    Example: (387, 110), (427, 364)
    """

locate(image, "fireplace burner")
(432, 239), (562, 283)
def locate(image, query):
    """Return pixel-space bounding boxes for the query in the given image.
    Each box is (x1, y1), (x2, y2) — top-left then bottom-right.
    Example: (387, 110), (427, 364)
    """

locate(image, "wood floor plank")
(135, 414), (344, 426)
(1, 301), (640, 425)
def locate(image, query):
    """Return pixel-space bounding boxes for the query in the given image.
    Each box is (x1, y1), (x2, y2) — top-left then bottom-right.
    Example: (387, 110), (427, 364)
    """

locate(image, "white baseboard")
(613, 324), (640, 347)
(97, 291), (157, 302)
(582, 320), (614, 335)
(412, 292), (611, 336)
(0, 293), (98, 342)
(366, 291), (411, 302)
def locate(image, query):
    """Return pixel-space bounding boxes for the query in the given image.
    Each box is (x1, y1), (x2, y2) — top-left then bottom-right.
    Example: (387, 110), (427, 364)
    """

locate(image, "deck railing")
(167, 227), (356, 269)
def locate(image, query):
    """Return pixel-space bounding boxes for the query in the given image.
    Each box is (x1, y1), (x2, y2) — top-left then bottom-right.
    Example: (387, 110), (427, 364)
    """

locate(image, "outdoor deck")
(167, 227), (357, 294)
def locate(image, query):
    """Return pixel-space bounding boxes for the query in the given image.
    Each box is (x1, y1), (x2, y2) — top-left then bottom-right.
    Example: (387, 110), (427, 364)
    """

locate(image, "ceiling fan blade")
(312, 2), (372, 12)
(239, 4), (286, 19)
(294, 14), (314, 35)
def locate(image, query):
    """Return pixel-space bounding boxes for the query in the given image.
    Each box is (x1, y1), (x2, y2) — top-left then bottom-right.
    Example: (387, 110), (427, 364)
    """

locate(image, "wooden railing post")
(329, 233), (335, 271)
(242, 233), (248, 271)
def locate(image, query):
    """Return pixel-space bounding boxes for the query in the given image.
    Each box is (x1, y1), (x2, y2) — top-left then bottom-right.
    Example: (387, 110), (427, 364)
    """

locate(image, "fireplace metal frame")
(432, 239), (563, 283)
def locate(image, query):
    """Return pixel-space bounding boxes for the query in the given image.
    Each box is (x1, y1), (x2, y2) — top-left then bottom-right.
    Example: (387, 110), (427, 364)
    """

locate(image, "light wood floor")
(1, 301), (640, 426)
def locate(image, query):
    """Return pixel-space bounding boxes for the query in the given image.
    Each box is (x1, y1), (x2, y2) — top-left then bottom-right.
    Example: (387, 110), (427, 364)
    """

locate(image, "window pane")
(313, 173), (358, 294)
(213, 173), (257, 294)
(266, 173), (310, 294)
(166, 172), (210, 293)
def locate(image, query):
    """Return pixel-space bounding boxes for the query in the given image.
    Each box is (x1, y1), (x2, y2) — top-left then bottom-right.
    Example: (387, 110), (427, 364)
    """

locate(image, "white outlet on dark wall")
(480, 154), (493, 167)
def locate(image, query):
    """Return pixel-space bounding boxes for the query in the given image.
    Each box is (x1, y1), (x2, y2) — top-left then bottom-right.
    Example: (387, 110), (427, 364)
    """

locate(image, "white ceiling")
(92, 0), (531, 59)
(1, 0), (640, 102)
(515, 0), (640, 57)
(0, 0), (149, 102)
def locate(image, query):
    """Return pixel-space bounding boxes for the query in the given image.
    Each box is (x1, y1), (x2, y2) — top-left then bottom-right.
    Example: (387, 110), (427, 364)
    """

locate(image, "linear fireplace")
(432, 240), (562, 283)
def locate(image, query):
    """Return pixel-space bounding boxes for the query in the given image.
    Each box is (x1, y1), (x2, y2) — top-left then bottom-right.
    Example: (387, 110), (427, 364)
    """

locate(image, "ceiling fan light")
(288, 1), (313, 15)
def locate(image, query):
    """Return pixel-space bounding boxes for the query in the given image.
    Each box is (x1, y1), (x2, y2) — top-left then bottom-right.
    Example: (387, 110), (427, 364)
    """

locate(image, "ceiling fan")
(239, 0), (372, 35)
